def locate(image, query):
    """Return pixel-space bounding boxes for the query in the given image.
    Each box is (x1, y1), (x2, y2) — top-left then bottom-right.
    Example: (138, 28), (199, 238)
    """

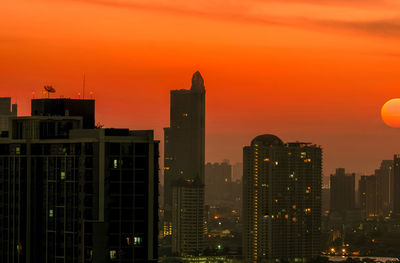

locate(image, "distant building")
(393, 155), (400, 216)
(321, 187), (330, 214)
(359, 175), (379, 218)
(163, 71), (206, 256)
(205, 161), (232, 204)
(31, 98), (95, 128)
(0, 101), (159, 262)
(242, 134), (322, 263)
(0, 97), (17, 134)
(330, 168), (355, 213)
(232, 162), (243, 182)
(375, 160), (393, 216)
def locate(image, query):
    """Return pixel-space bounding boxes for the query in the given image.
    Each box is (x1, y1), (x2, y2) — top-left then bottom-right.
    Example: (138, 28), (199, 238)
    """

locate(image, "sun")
(381, 99), (400, 128)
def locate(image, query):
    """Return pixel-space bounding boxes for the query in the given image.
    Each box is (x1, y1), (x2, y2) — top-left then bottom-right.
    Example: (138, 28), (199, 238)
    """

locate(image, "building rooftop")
(251, 134), (283, 146)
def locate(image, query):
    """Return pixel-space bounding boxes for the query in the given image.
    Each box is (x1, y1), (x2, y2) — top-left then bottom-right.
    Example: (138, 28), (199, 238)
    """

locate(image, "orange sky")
(2, 0), (400, 179)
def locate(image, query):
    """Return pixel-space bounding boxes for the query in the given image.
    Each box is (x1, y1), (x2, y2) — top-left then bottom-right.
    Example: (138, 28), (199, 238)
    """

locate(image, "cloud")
(264, 0), (387, 6)
(67, 0), (290, 26)
(64, 0), (400, 39)
(313, 18), (400, 38)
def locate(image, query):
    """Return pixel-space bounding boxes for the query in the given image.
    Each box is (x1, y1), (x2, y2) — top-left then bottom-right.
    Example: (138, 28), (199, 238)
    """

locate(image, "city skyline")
(3, 0), (400, 176)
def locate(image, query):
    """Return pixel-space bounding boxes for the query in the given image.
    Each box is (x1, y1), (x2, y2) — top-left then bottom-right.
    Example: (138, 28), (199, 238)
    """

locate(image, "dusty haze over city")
(2, 0), (400, 176)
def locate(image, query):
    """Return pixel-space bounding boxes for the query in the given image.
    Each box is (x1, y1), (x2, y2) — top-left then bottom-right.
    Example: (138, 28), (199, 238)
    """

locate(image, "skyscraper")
(242, 135), (322, 263)
(0, 97), (17, 135)
(330, 168), (355, 213)
(163, 71), (206, 256)
(0, 100), (159, 263)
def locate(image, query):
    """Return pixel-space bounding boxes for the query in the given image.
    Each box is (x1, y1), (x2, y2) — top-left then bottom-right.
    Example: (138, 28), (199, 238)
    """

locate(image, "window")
(133, 236), (142, 246)
(49, 209), (54, 217)
(61, 171), (66, 180)
(113, 159), (118, 169)
(109, 250), (117, 259)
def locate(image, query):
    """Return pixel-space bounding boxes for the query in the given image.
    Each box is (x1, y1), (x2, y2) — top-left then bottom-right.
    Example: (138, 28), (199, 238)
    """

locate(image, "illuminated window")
(113, 159), (118, 169)
(49, 209), (54, 217)
(110, 250), (117, 259)
(134, 236), (142, 246)
(264, 158), (270, 162)
(183, 113), (189, 117)
(16, 147), (20, 155)
(61, 171), (66, 180)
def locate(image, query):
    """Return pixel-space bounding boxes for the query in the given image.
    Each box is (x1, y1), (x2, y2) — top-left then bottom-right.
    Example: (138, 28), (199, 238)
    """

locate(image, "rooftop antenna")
(44, 85), (56, 98)
(82, 73), (86, 100)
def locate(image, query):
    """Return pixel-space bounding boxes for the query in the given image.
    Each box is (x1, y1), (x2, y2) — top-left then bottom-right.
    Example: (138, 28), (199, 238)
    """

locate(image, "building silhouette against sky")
(163, 71), (206, 256)
(392, 155), (400, 216)
(205, 161), (232, 204)
(242, 135), (322, 263)
(31, 98), (95, 129)
(330, 168), (355, 214)
(0, 98), (159, 263)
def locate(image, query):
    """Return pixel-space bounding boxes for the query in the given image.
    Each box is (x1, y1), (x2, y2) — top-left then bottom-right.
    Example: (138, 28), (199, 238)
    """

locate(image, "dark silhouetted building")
(242, 135), (322, 263)
(31, 98), (95, 128)
(322, 187), (330, 215)
(330, 168), (355, 213)
(163, 71), (206, 256)
(232, 162), (243, 182)
(0, 103), (158, 262)
(0, 97), (17, 135)
(393, 155), (400, 216)
(359, 175), (379, 218)
(374, 160), (393, 217)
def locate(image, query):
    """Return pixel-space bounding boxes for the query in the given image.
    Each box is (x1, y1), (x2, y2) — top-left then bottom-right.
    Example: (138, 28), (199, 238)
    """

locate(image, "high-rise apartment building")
(242, 135), (322, 263)
(330, 168), (355, 213)
(163, 71), (206, 256)
(0, 100), (159, 263)
(171, 180), (205, 255)
(0, 97), (17, 135)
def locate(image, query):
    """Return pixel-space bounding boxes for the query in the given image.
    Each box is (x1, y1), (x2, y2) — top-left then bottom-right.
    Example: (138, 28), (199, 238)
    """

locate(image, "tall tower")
(164, 71), (206, 256)
(242, 135), (322, 263)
